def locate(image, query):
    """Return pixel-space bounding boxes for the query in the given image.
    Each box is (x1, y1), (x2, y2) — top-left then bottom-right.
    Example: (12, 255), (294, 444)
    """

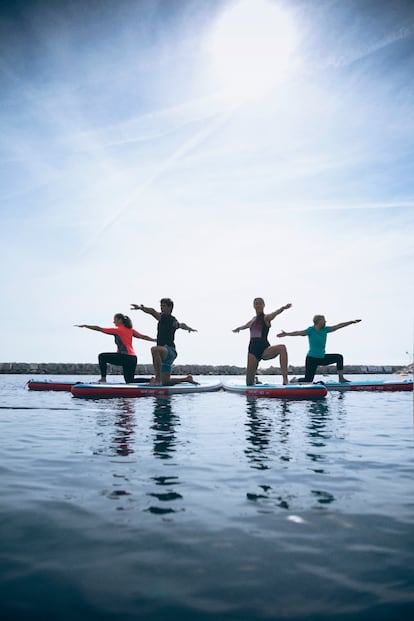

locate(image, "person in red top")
(76, 313), (155, 383)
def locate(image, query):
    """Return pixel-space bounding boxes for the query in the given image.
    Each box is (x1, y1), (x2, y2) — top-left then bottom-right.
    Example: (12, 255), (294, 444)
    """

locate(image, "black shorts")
(248, 338), (270, 361)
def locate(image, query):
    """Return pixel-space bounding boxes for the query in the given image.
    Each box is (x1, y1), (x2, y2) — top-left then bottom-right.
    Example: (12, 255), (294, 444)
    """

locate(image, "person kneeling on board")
(75, 313), (155, 383)
(131, 298), (198, 386)
(232, 298), (292, 386)
(277, 315), (361, 383)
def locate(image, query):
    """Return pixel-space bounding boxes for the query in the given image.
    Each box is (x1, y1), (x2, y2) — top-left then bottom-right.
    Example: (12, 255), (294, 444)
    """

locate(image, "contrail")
(78, 100), (241, 258)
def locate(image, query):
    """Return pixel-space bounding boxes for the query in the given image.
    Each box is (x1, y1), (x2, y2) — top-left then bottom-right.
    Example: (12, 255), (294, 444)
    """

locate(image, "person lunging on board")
(233, 298), (292, 386)
(277, 315), (361, 383)
(130, 298), (198, 386)
(75, 313), (156, 383)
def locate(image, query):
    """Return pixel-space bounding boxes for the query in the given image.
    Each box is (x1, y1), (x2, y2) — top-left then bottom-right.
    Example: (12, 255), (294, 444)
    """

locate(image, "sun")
(207, 0), (297, 102)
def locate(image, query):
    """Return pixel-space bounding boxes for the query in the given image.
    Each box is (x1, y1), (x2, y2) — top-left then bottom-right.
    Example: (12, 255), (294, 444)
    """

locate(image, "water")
(0, 374), (413, 620)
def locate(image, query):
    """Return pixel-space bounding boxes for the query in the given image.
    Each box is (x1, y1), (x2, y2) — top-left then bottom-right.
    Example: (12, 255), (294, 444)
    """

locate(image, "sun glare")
(207, 0), (297, 102)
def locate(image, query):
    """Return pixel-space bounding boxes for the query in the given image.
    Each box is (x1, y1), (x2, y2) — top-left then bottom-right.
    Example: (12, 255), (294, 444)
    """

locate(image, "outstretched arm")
(232, 319), (253, 333)
(134, 333), (157, 342)
(265, 303), (292, 325)
(130, 303), (160, 321)
(75, 324), (105, 332)
(329, 319), (361, 333)
(277, 329), (307, 337)
(179, 322), (197, 333)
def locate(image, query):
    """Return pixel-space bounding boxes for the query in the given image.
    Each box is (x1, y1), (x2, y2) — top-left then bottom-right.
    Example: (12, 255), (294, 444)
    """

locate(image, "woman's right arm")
(232, 319), (252, 333)
(75, 324), (105, 332)
(277, 329), (307, 337)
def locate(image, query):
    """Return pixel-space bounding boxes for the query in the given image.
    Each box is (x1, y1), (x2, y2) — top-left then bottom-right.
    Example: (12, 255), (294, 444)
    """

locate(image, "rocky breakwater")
(0, 362), (407, 375)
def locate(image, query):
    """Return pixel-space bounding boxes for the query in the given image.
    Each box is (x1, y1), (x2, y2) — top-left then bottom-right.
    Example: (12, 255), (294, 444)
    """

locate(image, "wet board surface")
(321, 379), (413, 392)
(222, 382), (327, 399)
(71, 381), (223, 398)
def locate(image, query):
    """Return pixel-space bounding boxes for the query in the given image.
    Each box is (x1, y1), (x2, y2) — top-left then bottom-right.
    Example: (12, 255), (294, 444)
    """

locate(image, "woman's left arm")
(134, 332), (157, 342)
(329, 319), (361, 333)
(265, 303), (292, 325)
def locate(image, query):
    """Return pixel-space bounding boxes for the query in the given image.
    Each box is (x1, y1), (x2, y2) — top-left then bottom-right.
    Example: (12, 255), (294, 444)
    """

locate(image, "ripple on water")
(0, 374), (413, 619)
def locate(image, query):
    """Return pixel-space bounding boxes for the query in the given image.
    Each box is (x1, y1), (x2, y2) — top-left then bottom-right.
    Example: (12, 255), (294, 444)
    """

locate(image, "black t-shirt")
(157, 313), (179, 347)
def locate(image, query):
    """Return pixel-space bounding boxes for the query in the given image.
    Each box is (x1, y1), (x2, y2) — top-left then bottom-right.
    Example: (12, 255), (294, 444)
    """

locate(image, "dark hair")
(114, 313), (133, 329)
(160, 298), (174, 310)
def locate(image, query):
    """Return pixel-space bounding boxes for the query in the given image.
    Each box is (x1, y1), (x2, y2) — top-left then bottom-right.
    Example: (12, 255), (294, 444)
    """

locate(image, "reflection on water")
(306, 399), (341, 506)
(102, 400), (138, 507)
(151, 397), (179, 459)
(244, 397), (273, 470)
(244, 397), (293, 470)
(112, 400), (136, 457)
(243, 396), (350, 510)
(97, 397), (184, 514)
(244, 398), (294, 510)
(148, 398), (183, 515)
(306, 399), (330, 469)
(1, 376), (414, 620)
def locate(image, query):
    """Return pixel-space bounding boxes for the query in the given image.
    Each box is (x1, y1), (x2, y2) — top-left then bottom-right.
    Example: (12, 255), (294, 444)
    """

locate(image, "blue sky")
(1, 0), (413, 367)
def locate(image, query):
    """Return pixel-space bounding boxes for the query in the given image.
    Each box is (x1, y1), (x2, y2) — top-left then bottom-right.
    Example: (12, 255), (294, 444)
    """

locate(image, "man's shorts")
(161, 346), (177, 373)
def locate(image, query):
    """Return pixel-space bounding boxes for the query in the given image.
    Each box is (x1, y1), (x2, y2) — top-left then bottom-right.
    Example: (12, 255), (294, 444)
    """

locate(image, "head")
(253, 297), (265, 313)
(114, 313), (133, 329)
(313, 315), (326, 328)
(160, 298), (174, 314)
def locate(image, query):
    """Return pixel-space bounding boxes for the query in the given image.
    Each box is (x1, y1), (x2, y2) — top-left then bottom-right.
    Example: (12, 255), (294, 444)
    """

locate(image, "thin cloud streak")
(328, 23), (414, 68)
(1, 0), (413, 365)
(77, 102), (241, 258)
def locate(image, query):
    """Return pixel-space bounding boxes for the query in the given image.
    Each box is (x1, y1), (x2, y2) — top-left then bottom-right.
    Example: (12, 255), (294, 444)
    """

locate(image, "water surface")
(1, 374), (413, 620)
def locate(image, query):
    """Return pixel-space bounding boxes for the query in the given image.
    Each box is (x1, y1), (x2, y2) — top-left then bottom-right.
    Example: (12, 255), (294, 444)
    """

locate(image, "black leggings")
(98, 353), (137, 383)
(298, 353), (344, 382)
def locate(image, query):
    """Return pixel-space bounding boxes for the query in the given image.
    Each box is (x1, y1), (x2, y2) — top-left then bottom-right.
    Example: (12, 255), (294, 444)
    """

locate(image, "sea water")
(0, 374), (413, 621)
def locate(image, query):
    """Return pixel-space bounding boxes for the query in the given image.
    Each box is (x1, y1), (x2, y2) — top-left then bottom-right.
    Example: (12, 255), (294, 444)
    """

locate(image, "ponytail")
(123, 315), (133, 329)
(114, 313), (133, 329)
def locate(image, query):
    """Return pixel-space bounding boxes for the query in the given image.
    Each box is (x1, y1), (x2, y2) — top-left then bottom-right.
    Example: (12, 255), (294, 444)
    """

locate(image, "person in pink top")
(233, 298), (292, 386)
(76, 313), (155, 383)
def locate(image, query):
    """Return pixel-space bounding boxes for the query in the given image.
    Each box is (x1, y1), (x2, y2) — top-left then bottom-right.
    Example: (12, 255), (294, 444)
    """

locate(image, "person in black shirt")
(131, 298), (198, 385)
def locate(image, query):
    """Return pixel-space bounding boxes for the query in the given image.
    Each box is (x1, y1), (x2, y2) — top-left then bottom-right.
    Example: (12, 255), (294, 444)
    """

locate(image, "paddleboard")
(26, 377), (152, 392)
(222, 382), (327, 399)
(320, 379), (413, 392)
(26, 379), (79, 392)
(71, 380), (223, 398)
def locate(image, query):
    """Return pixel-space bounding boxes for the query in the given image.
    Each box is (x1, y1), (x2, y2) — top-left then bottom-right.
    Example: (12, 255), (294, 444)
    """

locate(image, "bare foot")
(186, 375), (199, 385)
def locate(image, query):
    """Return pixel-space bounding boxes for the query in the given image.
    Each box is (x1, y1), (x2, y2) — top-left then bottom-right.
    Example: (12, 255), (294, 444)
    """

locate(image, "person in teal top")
(306, 323), (331, 358)
(277, 315), (361, 382)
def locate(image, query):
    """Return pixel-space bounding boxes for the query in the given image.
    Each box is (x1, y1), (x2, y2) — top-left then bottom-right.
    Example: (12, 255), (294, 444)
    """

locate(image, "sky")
(1, 0), (413, 368)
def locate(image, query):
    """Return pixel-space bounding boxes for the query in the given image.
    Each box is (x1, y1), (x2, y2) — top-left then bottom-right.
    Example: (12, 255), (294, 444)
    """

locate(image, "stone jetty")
(0, 362), (408, 375)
